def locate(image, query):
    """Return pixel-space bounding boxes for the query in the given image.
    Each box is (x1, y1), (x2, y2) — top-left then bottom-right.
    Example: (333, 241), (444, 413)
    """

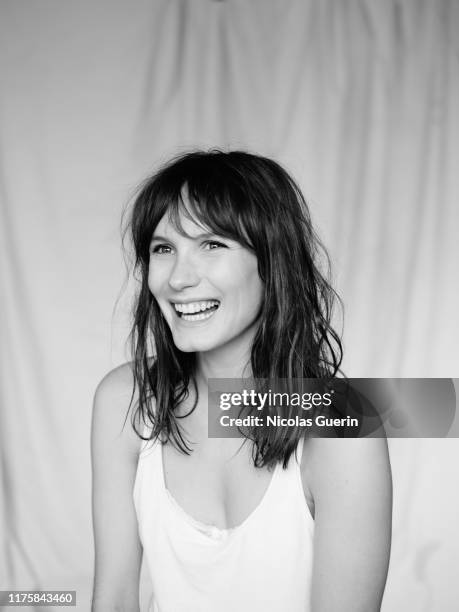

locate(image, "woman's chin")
(172, 336), (216, 353)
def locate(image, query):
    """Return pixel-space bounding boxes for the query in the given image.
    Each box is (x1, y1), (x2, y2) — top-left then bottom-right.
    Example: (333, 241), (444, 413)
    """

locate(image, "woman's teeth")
(173, 300), (220, 321)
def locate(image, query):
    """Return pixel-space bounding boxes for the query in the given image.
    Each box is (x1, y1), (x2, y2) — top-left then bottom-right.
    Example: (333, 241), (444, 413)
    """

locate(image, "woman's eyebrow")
(150, 235), (170, 243)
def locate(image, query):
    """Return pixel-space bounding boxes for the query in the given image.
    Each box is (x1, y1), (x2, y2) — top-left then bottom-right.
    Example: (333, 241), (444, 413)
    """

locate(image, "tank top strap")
(141, 420), (153, 438)
(137, 419), (157, 456)
(296, 435), (306, 464)
(272, 436), (306, 503)
(270, 436), (306, 488)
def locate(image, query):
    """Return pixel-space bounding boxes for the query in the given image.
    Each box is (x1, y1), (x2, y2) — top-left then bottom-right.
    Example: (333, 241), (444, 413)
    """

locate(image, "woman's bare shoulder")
(95, 362), (136, 401)
(92, 362), (141, 459)
(302, 436), (392, 503)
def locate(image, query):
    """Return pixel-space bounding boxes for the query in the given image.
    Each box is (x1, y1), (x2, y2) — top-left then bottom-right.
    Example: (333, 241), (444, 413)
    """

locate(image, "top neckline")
(159, 441), (281, 538)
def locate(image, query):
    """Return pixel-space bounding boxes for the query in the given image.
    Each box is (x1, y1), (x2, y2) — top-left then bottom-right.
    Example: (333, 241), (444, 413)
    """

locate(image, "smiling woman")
(91, 150), (392, 612)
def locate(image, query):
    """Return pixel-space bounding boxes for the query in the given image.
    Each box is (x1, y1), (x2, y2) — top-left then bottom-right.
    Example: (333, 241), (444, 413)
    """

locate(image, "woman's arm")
(304, 437), (392, 611)
(91, 364), (143, 611)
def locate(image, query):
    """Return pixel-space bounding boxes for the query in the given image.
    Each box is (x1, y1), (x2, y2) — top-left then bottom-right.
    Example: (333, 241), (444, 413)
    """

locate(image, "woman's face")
(148, 206), (263, 356)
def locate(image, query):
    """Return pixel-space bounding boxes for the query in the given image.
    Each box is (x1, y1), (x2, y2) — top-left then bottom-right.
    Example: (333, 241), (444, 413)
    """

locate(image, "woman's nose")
(168, 254), (200, 291)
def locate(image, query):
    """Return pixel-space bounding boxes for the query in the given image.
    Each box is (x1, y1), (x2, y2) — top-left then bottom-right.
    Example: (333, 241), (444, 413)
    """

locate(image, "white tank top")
(133, 434), (314, 612)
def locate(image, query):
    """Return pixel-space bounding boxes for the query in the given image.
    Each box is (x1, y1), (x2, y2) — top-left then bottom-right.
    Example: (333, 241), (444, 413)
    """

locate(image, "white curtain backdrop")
(1, 1), (458, 610)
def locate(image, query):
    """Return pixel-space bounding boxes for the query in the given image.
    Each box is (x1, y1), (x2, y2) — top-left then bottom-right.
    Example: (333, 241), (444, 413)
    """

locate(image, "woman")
(91, 151), (392, 611)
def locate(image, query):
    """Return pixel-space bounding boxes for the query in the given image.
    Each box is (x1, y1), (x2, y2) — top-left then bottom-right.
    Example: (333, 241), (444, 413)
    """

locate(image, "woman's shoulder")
(95, 361), (136, 400)
(92, 362), (142, 459)
(301, 436), (392, 506)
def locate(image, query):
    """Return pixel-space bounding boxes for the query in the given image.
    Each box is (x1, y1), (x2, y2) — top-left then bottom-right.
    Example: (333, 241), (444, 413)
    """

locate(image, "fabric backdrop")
(1, 1), (458, 610)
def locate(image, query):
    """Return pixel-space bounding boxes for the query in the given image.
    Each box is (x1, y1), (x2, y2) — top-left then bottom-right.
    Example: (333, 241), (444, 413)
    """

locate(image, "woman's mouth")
(172, 300), (220, 322)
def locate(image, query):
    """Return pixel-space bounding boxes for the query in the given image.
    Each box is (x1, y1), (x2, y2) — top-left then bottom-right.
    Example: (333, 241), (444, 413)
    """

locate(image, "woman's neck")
(196, 332), (254, 381)
(197, 350), (251, 381)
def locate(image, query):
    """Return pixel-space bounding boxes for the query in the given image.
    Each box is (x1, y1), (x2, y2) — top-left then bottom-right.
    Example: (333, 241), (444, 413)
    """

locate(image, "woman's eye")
(151, 244), (173, 255)
(203, 240), (227, 250)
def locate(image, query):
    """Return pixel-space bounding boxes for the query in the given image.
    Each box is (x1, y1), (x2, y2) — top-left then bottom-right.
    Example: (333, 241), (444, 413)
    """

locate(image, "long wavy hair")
(126, 150), (343, 467)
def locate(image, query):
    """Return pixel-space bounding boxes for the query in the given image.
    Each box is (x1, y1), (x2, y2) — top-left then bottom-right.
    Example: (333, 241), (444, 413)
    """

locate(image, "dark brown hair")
(126, 150), (343, 467)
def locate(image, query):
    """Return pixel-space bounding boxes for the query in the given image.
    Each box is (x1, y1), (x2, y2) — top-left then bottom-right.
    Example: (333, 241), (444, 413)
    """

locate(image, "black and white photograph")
(1, 1), (458, 611)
